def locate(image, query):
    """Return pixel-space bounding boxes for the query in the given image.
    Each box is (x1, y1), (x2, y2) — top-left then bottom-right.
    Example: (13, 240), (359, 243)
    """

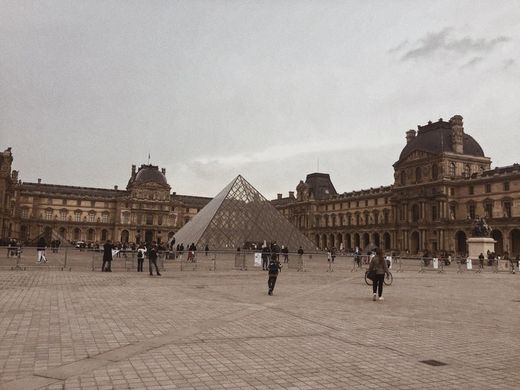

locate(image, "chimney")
(11, 170), (18, 181)
(131, 165), (136, 176)
(450, 115), (464, 154)
(114, 185), (118, 190)
(161, 168), (166, 175)
(277, 193), (282, 200)
(405, 129), (416, 144)
(289, 191), (294, 198)
(37, 178), (41, 184)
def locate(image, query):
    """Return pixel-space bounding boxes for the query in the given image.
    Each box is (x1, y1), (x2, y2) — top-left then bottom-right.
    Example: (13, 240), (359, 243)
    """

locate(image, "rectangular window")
(88, 213), (95, 222)
(102, 214), (108, 223)
(504, 182), (510, 191)
(504, 202), (512, 218)
(62, 199), (67, 205)
(60, 211), (67, 221)
(484, 203), (493, 218)
(77, 200), (81, 206)
(432, 206), (438, 221)
(450, 188), (455, 196)
(365, 200), (368, 206)
(485, 184), (491, 193)
(146, 214), (153, 225)
(91, 201), (96, 207)
(21, 208), (28, 219)
(469, 186), (474, 195)
(450, 205), (456, 220)
(375, 198), (378, 205)
(469, 205), (476, 219)
(74, 212), (81, 222)
(45, 210), (52, 220)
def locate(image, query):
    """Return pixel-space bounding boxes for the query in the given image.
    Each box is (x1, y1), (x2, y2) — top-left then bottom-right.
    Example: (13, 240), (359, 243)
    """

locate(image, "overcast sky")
(1, 0), (519, 199)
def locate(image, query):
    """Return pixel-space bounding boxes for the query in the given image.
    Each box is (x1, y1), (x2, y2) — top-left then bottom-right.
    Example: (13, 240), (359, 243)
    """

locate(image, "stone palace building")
(273, 115), (520, 256)
(0, 152), (210, 246)
(1, 114), (519, 255)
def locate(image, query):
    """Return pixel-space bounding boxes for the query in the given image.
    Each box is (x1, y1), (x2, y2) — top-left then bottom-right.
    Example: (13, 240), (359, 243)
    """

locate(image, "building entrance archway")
(455, 231), (467, 256)
(410, 231), (420, 254)
(145, 230), (153, 244)
(511, 229), (520, 257)
(491, 230), (503, 256)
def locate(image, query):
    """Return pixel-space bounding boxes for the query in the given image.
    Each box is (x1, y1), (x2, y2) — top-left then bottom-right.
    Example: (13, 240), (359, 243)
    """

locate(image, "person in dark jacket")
(148, 242), (161, 276)
(368, 247), (389, 301)
(102, 240), (113, 272)
(267, 256), (282, 295)
(36, 236), (47, 263)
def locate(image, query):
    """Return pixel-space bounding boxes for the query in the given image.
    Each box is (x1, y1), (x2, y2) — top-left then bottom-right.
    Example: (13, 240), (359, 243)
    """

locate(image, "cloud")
(460, 56), (484, 69)
(189, 138), (397, 167)
(503, 58), (516, 70)
(401, 28), (453, 60)
(398, 28), (510, 61)
(387, 40), (409, 54)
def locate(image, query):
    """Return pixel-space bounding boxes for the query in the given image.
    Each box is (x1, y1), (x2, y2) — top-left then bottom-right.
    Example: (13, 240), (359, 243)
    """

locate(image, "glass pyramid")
(173, 175), (317, 252)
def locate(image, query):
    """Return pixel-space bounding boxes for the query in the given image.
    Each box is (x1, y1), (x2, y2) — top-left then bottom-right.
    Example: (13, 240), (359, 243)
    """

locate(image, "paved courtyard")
(0, 253), (519, 389)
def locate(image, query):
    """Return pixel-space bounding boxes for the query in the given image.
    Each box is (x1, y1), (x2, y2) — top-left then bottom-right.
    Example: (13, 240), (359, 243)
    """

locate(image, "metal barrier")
(1, 245), (518, 277)
(419, 257), (444, 273)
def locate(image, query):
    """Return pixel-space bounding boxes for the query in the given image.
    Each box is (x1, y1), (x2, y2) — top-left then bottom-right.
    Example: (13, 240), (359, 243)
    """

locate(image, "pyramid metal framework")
(172, 175), (317, 252)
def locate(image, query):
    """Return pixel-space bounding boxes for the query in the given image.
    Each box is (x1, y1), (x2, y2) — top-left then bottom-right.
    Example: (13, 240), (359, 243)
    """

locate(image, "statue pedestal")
(467, 237), (496, 259)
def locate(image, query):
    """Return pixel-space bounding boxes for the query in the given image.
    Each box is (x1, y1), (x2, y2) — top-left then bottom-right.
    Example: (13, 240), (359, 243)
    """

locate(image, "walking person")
(282, 245), (289, 263)
(478, 252), (485, 272)
(297, 246), (304, 271)
(267, 254), (282, 296)
(148, 242), (161, 276)
(102, 239), (113, 272)
(368, 247), (389, 301)
(136, 244), (146, 272)
(36, 236), (47, 263)
(261, 243), (270, 271)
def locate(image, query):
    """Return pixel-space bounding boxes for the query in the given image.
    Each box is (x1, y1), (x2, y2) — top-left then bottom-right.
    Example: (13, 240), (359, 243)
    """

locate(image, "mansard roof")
(19, 182), (123, 198)
(398, 119), (485, 162)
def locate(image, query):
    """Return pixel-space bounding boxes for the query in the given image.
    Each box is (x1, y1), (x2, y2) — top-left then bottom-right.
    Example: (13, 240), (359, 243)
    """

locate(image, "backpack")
(137, 250), (144, 259)
(268, 261), (279, 274)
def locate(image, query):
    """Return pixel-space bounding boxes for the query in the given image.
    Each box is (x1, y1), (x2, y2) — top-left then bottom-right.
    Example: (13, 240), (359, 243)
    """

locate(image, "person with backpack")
(267, 255), (282, 295)
(136, 244), (146, 272)
(368, 247), (389, 301)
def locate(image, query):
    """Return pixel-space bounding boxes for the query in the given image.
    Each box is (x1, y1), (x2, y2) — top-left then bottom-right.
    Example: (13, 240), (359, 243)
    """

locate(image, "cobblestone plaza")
(0, 251), (518, 389)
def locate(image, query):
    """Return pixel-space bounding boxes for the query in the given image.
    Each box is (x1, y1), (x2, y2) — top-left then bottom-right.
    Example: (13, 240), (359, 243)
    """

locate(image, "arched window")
(415, 167), (422, 183)
(400, 170), (406, 185)
(432, 164), (439, 180)
(464, 164), (471, 177)
(449, 162), (456, 177)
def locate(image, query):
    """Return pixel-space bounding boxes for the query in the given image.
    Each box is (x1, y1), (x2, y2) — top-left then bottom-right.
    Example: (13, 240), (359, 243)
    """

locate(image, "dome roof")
(398, 119), (484, 161)
(133, 165), (168, 186)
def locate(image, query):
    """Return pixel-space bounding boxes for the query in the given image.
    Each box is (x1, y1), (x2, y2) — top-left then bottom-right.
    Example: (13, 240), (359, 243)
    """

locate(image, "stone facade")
(273, 115), (520, 257)
(0, 155), (211, 246)
(2, 114), (519, 255)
